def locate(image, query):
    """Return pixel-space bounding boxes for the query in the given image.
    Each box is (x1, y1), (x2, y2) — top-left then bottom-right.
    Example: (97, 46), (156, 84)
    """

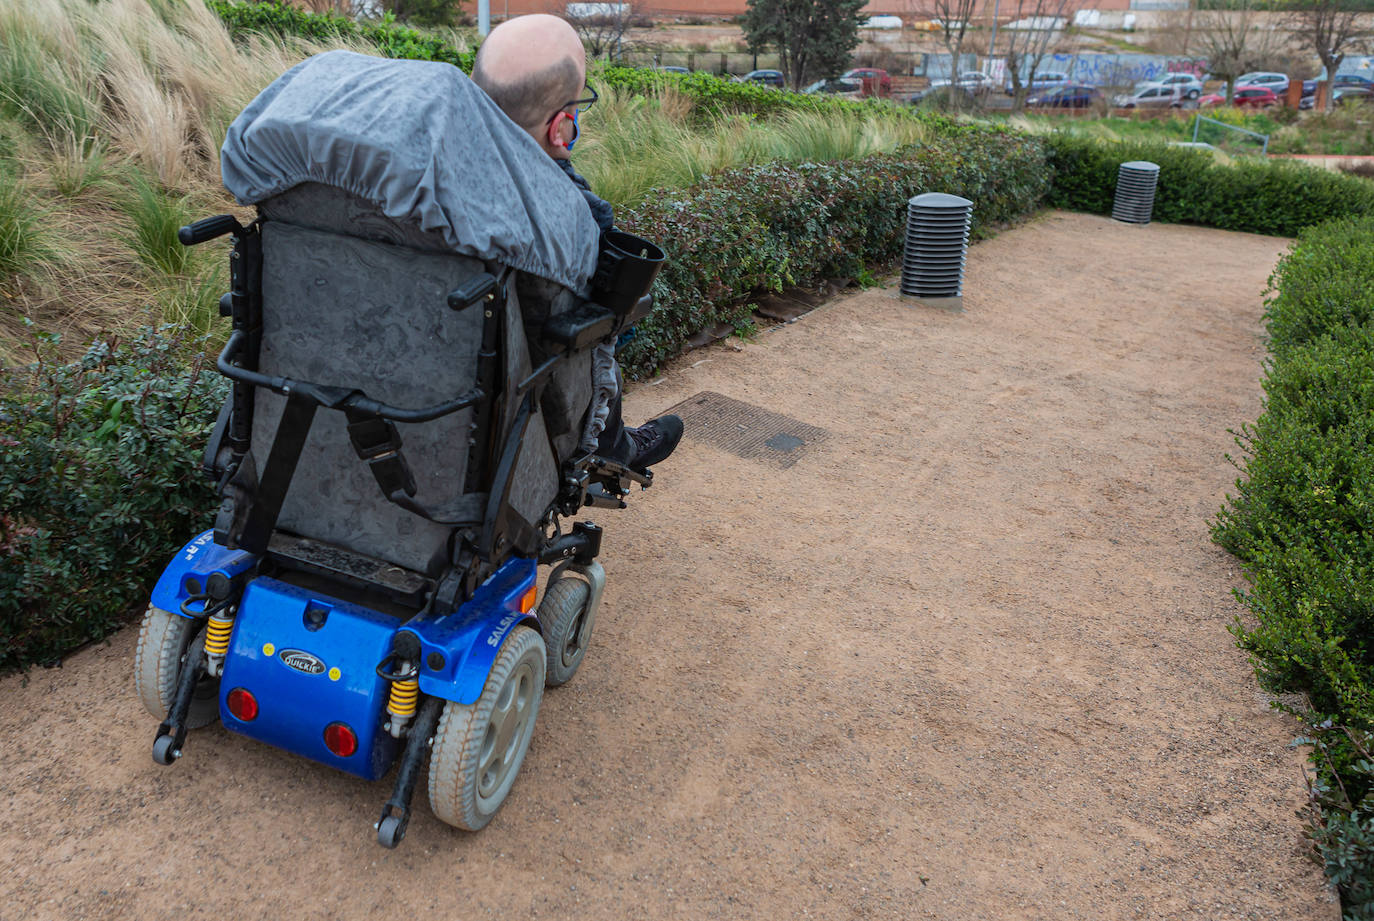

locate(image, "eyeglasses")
(546, 82), (598, 125)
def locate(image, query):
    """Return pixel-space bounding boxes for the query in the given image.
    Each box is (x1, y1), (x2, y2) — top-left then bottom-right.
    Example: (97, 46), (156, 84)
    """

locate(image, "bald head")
(472, 15), (585, 139)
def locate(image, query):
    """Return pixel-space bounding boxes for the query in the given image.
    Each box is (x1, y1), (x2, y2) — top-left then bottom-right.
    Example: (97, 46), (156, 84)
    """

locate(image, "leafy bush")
(1046, 134), (1374, 236)
(206, 0), (474, 70)
(0, 328), (227, 671)
(1214, 215), (1374, 916)
(617, 129), (1049, 376)
(1261, 215), (1374, 358)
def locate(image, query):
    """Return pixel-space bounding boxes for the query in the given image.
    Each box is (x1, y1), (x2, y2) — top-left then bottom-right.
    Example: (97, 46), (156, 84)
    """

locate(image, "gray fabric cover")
(221, 50), (599, 294)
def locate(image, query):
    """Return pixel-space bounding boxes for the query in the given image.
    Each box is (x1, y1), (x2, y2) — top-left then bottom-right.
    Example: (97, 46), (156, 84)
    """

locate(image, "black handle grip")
(178, 214), (242, 246)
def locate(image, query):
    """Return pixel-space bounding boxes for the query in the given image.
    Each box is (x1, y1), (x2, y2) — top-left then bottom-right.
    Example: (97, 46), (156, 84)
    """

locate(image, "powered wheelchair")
(132, 51), (664, 848)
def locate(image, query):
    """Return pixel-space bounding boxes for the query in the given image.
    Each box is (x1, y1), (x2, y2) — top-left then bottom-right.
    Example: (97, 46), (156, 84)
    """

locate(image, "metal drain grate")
(664, 391), (828, 469)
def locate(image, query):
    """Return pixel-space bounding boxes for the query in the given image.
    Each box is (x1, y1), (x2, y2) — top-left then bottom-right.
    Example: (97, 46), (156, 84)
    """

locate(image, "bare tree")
(918, 0), (978, 110)
(565, 1), (644, 61)
(1001, 0), (1078, 111)
(1195, 0), (1280, 104)
(1288, 0), (1370, 112)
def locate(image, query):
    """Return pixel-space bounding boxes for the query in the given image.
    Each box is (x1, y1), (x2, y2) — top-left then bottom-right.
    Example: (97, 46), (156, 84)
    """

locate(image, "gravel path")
(0, 211), (1337, 920)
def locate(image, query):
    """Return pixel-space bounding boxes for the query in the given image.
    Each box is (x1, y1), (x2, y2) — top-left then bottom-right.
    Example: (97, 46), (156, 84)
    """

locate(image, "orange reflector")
(519, 585), (538, 614)
(323, 722), (358, 758)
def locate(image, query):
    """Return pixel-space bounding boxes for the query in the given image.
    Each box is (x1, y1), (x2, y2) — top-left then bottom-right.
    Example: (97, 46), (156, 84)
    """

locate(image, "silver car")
(1114, 84), (1183, 108)
(1235, 71), (1289, 94)
(1147, 73), (1203, 100)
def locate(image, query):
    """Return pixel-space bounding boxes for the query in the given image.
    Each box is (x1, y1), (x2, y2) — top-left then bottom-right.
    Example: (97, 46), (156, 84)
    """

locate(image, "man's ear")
(547, 112), (568, 150)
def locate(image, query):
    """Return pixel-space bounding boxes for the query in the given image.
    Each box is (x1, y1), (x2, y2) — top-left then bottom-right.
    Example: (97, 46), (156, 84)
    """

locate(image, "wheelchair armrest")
(622, 293), (653, 328)
(541, 301), (617, 354)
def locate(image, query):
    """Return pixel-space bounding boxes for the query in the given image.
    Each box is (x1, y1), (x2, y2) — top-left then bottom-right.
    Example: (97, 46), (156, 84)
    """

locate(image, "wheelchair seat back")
(248, 184), (585, 578)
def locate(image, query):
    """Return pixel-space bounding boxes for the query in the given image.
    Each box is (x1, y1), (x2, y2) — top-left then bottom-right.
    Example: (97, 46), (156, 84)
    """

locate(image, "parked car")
(738, 69), (784, 88)
(802, 77), (863, 96)
(1303, 72), (1374, 99)
(1145, 73), (1204, 100)
(1235, 71), (1289, 94)
(1005, 70), (1070, 94)
(1334, 85), (1374, 105)
(1027, 83), (1102, 108)
(1113, 84), (1183, 108)
(1199, 85), (1279, 108)
(930, 71), (997, 95)
(841, 67), (892, 96)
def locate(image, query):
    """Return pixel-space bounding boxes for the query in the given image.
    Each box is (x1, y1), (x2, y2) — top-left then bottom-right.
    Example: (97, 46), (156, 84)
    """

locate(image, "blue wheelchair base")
(152, 530), (538, 782)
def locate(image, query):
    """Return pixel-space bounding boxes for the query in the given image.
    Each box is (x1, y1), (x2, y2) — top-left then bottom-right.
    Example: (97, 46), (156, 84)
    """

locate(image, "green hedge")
(206, 0), (475, 69)
(204, 0), (932, 122)
(1213, 216), (1374, 919)
(0, 329), (226, 671)
(1046, 135), (1374, 237)
(617, 129), (1049, 376)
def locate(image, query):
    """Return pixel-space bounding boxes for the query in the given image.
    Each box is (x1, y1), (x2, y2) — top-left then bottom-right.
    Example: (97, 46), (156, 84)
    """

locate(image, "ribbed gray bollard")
(900, 192), (972, 310)
(1112, 160), (1160, 225)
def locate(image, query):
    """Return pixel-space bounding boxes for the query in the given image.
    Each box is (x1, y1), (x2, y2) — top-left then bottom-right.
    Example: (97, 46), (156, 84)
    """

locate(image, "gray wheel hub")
(476, 659), (538, 807)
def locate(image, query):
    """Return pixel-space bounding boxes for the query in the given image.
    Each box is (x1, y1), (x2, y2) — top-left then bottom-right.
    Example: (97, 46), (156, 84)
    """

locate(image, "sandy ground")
(0, 212), (1338, 920)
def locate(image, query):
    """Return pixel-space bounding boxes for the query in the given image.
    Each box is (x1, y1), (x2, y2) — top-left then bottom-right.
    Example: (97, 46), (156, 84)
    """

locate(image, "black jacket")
(557, 158), (615, 232)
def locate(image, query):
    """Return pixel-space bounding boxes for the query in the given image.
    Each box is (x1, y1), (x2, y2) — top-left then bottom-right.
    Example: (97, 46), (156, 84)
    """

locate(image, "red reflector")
(226, 687), (258, 722)
(323, 722), (358, 758)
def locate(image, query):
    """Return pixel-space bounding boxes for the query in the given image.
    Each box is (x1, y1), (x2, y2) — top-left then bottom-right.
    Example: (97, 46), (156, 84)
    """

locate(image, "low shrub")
(617, 129), (1049, 376)
(0, 327), (227, 672)
(1045, 134), (1374, 236)
(206, 0), (475, 70)
(1213, 215), (1374, 916)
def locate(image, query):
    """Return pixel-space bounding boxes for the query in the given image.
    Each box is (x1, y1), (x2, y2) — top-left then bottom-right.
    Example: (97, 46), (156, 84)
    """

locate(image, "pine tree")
(742, 0), (867, 91)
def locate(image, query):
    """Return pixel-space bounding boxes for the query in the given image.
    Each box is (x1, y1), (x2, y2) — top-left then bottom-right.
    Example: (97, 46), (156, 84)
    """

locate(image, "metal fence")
(1191, 115), (1271, 155)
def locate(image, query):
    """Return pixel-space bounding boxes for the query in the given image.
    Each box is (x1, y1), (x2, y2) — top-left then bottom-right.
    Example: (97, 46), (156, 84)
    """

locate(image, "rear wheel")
(134, 605), (220, 729)
(428, 626), (545, 831)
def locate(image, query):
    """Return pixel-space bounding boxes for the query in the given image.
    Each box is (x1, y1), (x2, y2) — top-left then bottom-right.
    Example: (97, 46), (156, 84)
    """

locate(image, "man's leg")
(595, 366), (682, 472)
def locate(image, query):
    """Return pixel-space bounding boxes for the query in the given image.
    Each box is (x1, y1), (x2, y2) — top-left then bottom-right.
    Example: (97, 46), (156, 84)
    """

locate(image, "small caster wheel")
(377, 814), (406, 849)
(152, 735), (178, 766)
(539, 577), (593, 687)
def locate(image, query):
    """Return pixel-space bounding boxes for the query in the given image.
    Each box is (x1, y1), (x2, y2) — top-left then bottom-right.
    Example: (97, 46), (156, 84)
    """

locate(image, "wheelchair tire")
(539, 577), (594, 687)
(428, 626), (545, 831)
(133, 605), (219, 730)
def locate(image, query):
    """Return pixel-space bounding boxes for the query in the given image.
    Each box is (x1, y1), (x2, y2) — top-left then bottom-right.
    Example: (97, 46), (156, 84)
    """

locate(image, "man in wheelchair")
(132, 42), (675, 848)
(471, 13), (682, 474)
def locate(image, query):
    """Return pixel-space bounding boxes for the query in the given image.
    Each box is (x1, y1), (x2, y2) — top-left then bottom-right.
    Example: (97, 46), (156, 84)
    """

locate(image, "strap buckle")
(347, 415), (418, 498)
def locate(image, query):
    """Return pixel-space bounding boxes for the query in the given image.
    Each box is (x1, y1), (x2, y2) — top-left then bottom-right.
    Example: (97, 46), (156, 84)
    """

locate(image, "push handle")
(178, 214), (243, 246)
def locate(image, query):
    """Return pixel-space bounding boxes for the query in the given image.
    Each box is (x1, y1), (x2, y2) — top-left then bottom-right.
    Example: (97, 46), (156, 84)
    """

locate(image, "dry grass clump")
(0, 0), (359, 359)
(1, 0), (940, 357)
(577, 82), (932, 210)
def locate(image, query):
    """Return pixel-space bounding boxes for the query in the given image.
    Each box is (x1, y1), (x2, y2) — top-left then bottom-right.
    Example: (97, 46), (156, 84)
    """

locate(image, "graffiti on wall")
(1043, 52), (1208, 85)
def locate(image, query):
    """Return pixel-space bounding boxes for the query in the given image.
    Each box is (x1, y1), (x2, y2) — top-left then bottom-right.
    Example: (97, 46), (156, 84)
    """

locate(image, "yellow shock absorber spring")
(387, 678), (419, 718)
(204, 613), (234, 657)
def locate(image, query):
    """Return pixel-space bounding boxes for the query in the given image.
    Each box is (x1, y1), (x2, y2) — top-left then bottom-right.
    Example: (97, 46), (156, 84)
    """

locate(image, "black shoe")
(625, 415), (683, 471)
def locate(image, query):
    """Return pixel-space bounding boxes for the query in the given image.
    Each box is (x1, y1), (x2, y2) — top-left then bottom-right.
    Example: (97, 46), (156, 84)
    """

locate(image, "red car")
(841, 68), (892, 97)
(1199, 85), (1279, 108)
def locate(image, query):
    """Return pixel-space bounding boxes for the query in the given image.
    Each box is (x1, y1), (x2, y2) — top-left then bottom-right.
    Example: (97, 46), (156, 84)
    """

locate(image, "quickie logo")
(278, 649), (327, 675)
